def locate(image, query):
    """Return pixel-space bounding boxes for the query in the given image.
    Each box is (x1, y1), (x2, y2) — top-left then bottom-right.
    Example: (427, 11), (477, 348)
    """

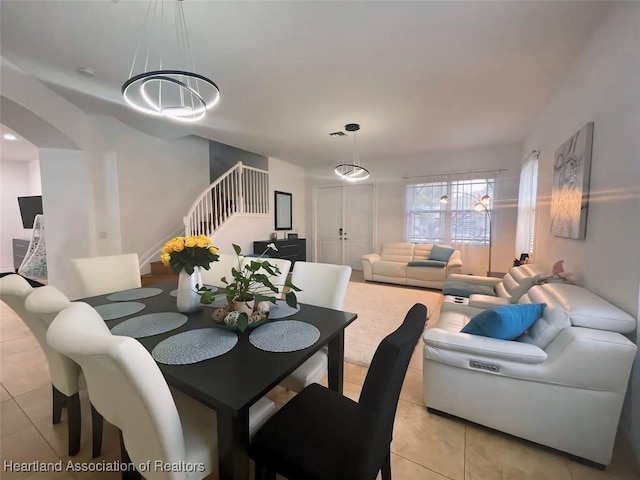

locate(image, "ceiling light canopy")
(122, 0), (220, 123)
(3, 133), (18, 141)
(334, 123), (370, 182)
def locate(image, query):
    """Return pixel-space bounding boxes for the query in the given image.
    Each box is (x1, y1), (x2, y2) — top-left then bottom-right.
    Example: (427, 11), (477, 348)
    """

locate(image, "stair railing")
(183, 161), (269, 237)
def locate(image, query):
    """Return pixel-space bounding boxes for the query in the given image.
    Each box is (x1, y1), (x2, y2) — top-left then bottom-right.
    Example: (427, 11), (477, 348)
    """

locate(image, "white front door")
(315, 184), (374, 269)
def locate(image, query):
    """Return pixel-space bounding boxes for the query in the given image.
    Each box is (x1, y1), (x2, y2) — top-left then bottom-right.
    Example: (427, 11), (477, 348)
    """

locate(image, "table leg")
(217, 407), (250, 480)
(327, 331), (344, 394)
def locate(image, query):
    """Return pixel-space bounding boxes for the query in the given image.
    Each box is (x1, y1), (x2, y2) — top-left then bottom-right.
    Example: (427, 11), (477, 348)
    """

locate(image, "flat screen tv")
(17, 195), (43, 229)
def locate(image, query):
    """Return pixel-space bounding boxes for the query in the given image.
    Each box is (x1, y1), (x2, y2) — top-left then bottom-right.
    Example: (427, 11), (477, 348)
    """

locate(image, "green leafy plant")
(197, 243), (301, 332)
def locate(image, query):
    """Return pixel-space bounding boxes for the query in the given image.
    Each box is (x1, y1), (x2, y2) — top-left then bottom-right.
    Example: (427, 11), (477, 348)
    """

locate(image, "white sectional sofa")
(423, 283), (637, 466)
(443, 263), (549, 307)
(361, 243), (463, 290)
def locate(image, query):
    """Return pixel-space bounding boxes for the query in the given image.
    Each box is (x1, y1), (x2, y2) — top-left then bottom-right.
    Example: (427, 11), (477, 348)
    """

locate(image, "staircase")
(139, 161), (269, 285)
(141, 261), (178, 286)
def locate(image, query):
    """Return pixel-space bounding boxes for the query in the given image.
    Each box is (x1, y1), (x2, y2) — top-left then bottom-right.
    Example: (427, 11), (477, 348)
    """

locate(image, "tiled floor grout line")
(11, 389), (66, 459)
(390, 450), (457, 480)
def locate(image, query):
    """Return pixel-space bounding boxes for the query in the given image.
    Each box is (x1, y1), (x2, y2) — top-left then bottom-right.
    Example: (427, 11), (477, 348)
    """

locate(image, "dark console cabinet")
(254, 238), (306, 265)
(12, 238), (30, 271)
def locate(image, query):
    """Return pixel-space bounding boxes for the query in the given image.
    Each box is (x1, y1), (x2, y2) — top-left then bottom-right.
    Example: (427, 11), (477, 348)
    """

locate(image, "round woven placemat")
(152, 328), (238, 365)
(94, 302), (146, 321)
(249, 320), (320, 353)
(106, 287), (163, 302)
(266, 300), (301, 319)
(110, 312), (187, 338)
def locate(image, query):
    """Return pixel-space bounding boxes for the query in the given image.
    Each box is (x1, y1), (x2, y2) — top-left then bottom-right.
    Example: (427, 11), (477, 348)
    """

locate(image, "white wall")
(306, 143), (522, 276)
(522, 2), (639, 462)
(211, 157), (306, 255)
(39, 149), (92, 299)
(0, 160), (35, 271)
(115, 129), (210, 263)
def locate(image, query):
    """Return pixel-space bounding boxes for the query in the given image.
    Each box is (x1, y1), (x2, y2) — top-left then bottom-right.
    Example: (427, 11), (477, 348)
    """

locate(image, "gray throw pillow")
(428, 245), (455, 263)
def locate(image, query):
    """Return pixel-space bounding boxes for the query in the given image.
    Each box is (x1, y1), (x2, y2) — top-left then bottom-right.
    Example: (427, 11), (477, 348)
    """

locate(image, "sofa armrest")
(448, 273), (502, 286)
(424, 328), (548, 364)
(469, 294), (510, 309)
(361, 253), (380, 264)
(532, 327), (637, 391)
(361, 253), (380, 281)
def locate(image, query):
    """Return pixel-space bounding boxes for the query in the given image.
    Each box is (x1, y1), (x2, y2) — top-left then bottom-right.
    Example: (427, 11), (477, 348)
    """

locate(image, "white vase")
(176, 267), (203, 313)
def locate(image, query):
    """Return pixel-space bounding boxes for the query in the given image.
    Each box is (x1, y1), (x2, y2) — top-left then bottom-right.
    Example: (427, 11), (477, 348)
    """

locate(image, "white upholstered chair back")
(0, 275), (79, 396)
(291, 262), (352, 309)
(23, 285), (80, 396)
(71, 253), (141, 297)
(278, 262), (352, 392)
(242, 257), (292, 296)
(200, 253), (244, 288)
(46, 302), (188, 479)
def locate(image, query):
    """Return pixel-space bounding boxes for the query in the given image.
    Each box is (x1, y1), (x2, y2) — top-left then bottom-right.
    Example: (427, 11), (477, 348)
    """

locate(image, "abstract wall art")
(550, 122), (594, 239)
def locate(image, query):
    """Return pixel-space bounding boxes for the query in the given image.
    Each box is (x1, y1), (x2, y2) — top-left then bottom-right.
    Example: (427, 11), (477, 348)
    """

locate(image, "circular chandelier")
(334, 123), (370, 181)
(122, 0), (220, 123)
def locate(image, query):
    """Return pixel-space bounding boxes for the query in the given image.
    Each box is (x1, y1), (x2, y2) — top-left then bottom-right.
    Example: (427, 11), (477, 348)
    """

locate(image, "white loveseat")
(361, 243), (462, 290)
(423, 283), (637, 466)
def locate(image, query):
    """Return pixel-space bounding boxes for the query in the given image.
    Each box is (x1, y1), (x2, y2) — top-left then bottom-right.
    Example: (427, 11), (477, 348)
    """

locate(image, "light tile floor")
(1, 300), (638, 480)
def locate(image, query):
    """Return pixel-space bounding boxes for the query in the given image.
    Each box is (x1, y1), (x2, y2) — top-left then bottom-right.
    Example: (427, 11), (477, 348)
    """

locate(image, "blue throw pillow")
(407, 260), (447, 268)
(461, 304), (546, 340)
(428, 245), (455, 262)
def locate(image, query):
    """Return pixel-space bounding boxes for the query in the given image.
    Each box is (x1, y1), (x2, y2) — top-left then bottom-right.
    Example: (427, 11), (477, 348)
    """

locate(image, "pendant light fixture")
(334, 123), (370, 181)
(122, 0), (220, 123)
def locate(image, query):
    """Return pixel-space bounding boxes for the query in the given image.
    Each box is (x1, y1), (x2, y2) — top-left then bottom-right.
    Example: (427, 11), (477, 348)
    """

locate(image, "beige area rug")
(342, 275), (443, 367)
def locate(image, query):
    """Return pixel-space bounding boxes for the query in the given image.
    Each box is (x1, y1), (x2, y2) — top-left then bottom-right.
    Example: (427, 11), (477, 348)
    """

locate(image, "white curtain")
(515, 151), (539, 256)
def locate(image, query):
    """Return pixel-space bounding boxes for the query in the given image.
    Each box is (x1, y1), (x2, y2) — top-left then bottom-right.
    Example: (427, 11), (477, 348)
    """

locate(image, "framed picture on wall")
(274, 191), (292, 230)
(550, 122), (594, 240)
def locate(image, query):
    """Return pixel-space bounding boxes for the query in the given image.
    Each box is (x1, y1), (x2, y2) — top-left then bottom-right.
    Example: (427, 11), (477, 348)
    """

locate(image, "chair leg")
(52, 385), (65, 424)
(381, 448), (392, 480)
(120, 431), (141, 480)
(91, 404), (104, 458)
(67, 393), (81, 456)
(254, 462), (276, 480)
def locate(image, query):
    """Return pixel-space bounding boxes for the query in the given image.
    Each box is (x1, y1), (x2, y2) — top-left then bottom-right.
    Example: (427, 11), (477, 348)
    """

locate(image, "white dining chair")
(46, 302), (276, 480)
(242, 257), (292, 297)
(71, 253), (141, 298)
(0, 275), (83, 456)
(200, 253), (244, 289)
(279, 262), (352, 392)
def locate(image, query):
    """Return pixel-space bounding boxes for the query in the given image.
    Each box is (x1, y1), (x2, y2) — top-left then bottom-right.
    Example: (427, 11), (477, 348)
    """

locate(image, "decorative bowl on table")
(211, 301), (270, 332)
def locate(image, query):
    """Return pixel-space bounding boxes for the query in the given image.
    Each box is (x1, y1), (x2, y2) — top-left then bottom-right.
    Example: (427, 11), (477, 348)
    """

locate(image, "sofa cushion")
(461, 304), (546, 340)
(379, 243), (414, 263)
(407, 260), (446, 268)
(407, 266), (447, 281)
(429, 245), (455, 262)
(443, 280), (496, 297)
(412, 244), (434, 260)
(520, 285), (636, 349)
(372, 261), (407, 278)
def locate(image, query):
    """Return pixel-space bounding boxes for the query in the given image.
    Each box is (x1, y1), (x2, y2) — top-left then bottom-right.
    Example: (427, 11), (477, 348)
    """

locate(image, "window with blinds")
(406, 177), (495, 245)
(515, 152), (539, 255)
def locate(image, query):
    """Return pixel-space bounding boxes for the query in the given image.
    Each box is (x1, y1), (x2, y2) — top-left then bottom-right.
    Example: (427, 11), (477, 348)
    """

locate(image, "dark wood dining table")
(82, 281), (357, 480)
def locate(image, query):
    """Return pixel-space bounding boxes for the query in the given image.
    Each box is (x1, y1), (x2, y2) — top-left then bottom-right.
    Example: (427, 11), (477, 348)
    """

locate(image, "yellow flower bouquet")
(160, 235), (219, 275)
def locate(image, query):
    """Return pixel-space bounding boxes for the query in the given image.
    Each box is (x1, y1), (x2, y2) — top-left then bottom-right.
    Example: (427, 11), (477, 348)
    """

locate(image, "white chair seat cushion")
(172, 389), (275, 479)
(278, 349), (328, 392)
(172, 389), (219, 480)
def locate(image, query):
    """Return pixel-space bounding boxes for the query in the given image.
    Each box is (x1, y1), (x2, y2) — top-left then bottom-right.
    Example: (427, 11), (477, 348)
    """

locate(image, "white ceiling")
(0, 123), (39, 162)
(0, 1), (610, 167)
